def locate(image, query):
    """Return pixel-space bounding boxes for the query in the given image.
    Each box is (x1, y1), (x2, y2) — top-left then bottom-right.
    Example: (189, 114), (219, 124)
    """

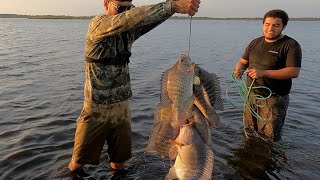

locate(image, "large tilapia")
(145, 54), (196, 157)
(165, 122), (214, 180)
(165, 54), (196, 124)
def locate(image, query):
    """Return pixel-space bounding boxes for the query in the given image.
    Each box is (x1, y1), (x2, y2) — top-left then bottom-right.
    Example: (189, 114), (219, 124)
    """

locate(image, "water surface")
(0, 18), (319, 179)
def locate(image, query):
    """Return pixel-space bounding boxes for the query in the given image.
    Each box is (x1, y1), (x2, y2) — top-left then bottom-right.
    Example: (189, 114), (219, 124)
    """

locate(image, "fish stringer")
(187, 15), (192, 57)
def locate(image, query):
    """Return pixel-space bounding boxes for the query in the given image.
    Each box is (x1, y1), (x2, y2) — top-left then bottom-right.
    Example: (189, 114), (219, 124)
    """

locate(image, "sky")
(0, 0), (319, 18)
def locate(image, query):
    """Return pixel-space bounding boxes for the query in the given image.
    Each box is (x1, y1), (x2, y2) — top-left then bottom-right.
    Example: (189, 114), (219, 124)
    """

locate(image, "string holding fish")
(187, 15), (192, 57)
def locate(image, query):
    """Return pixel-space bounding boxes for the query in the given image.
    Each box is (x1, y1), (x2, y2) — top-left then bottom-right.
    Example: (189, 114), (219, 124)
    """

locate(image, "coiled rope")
(226, 70), (273, 124)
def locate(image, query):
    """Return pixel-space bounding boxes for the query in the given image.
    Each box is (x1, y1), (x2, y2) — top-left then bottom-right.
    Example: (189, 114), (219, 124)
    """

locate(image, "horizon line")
(1, 14), (320, 20)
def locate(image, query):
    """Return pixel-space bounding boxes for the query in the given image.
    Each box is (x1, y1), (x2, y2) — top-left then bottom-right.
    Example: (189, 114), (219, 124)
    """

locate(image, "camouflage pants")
(71, 100), (132, 165)
(243, 94), (289, 141)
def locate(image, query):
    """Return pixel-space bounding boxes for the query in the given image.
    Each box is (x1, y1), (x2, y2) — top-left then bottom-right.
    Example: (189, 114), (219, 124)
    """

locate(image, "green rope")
(226, 70), (272, 124)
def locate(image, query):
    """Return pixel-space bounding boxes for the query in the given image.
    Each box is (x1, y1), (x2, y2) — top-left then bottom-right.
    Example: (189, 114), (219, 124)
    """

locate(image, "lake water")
(0, 18), (319, 180)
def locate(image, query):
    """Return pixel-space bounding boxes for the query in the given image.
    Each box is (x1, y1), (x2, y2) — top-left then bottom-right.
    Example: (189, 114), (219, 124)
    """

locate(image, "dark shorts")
(71, 100), (132, 165)
(243, 94), (289, 141)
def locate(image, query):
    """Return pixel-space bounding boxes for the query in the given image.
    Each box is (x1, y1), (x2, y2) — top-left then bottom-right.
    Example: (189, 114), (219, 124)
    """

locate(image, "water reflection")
(227, 137), (288, 180)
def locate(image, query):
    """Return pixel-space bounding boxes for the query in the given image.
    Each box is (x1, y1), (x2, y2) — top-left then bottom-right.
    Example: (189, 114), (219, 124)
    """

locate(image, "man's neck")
(264, 34), (284, 43)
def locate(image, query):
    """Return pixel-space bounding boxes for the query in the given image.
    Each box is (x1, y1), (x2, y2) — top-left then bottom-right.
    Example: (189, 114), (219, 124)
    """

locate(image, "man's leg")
(110, 162), (125, 170)
(243, 97), (259, 138)
(106, 100), (132, 170)
(257, 95), (289, 141)
(69, 102), (107, 172)
(68, 161), (84, 171)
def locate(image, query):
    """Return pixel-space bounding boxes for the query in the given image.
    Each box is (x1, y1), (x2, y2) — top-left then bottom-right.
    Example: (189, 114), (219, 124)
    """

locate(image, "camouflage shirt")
(84, 1), (173, 104)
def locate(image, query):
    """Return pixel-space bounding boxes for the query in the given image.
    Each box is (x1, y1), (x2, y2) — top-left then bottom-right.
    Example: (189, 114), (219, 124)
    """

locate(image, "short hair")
(263, 9), (289, 26)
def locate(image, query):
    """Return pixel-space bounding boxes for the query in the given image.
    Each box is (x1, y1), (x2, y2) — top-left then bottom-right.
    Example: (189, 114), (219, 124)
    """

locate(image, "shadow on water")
(226, 137), (290, 180)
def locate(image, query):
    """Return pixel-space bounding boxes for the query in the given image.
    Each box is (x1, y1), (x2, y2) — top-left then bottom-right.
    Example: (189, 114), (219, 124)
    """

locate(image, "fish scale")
(166, 54), (195, 124)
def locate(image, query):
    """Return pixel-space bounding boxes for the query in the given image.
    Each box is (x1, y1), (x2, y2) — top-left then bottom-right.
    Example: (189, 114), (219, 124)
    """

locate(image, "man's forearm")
(235, 58), (249, 71)
(263, 67), (300, 80)
(233, 59), (249, 78)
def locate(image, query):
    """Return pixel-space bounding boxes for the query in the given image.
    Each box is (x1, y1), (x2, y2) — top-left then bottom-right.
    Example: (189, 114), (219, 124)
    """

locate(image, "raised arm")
(87, 0), (201, 43)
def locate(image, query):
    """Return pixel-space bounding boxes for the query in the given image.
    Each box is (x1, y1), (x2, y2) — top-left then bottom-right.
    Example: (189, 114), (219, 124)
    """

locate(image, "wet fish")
(193, 65), (223, 127)
(165, 54), (196, 124)
(192, 105), (212, 148)
(144, 104), (178, 157)
(165, 122), (214, 180)
(145, 104), (212, 157)
(145, 54), (196, 157)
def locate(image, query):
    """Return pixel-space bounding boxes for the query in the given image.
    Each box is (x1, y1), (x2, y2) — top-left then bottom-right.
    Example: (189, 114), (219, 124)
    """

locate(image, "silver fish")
(166, 54), (195, 125)
(145, 54), (196, 157)
(165, 122), (214, 180)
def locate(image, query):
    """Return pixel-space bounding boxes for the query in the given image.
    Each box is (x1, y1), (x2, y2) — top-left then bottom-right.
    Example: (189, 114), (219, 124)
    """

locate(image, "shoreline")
(1, 14), (320, 21)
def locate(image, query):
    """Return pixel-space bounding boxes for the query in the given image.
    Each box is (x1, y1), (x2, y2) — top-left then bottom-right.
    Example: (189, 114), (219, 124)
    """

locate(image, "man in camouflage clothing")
(69, 0), (201, 174)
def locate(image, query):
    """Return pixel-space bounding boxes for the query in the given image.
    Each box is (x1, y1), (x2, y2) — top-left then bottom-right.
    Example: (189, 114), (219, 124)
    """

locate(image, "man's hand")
(234, 58), (249, 78)
(233, 69), (244, 78)
(245, 68), (265, 79)
(172, 0), (201, 16)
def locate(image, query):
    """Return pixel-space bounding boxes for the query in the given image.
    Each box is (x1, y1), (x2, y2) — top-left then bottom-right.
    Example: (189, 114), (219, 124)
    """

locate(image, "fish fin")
(145, 121), (178, 157)
(168, 145), (179, 160)
(201, 144), (215, 179)
(145, 122), (162, 153)
(194, 65), (224, 111)
(164, 166), (178, 180)
(205, 107), (220, 127)
(193, 96), (220, 127)
(210, 73), (224, 111)
(153, 105), (162, 124)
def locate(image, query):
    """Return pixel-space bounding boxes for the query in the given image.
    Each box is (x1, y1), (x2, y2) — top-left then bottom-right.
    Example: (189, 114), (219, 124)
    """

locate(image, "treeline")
(0, 14), (93, 19)
(1, 14), (320, 21)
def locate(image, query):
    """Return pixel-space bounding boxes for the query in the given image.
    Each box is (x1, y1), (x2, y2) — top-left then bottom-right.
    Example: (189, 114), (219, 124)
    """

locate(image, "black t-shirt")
(242, 35), (302, 95)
